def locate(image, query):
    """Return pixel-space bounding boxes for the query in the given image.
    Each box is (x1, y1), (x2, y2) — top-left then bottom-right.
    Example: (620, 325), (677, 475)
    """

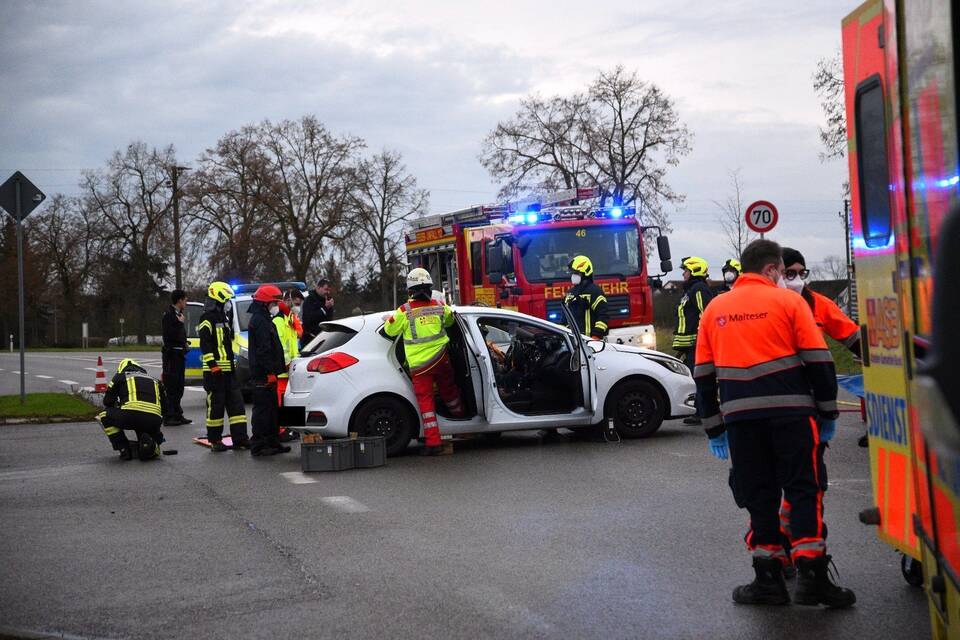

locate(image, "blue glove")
(709, 432), (729, 460)
(819, 418), (837, 443)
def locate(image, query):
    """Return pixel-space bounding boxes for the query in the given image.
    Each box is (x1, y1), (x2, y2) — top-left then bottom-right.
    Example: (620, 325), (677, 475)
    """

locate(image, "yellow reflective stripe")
(207, 418), (224, 427)
(198, 320), (212, 333)
(677, 301), (686, 334)
(104, 426), (120, 436)
(216, 327), (227, 363)
(122, 401), (162, 416)
(229, 415), (246, 425)
(201, 353), (215, 363)
(695, 291), (704, 313)
(126, 376), (137, 403)
(591, 295), (607, 311)
(595, 321), (608, 330)
(206, 392), (213, 425)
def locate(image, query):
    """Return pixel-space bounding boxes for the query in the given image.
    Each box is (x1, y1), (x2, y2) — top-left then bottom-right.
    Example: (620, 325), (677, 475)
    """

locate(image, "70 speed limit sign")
(745, 200), (779, 234)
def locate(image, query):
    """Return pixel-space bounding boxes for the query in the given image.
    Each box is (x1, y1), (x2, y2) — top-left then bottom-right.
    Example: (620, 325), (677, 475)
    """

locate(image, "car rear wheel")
(605, 379), (666, 439)
(351, 396), (416, 457)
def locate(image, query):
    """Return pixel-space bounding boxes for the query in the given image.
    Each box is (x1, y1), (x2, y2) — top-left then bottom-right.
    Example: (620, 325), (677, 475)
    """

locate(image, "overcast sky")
(0, 0), (852, 275)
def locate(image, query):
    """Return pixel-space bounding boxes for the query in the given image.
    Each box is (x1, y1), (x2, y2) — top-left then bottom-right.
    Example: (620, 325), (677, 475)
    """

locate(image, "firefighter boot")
(118, 446), (133, 461)
(794, 555), (856, 608)
(732, 558), (791, 605)
(138, 434), (159, 461)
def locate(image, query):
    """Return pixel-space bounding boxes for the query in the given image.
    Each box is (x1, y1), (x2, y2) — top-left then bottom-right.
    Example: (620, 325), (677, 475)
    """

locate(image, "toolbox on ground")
(353, 436), (386, 468)
(301, 440), (355, 472)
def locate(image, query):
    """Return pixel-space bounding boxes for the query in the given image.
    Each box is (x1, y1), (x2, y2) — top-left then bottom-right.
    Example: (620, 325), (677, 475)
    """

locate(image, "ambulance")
(842, 1), (959, 636)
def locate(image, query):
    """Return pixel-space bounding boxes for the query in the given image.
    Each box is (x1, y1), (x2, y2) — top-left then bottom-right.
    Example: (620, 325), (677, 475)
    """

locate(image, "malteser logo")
(718, 311), (768, 327)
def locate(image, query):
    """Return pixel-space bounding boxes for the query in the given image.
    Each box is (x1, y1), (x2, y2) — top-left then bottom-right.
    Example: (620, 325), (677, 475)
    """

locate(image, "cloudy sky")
(1, 0), (852, 275)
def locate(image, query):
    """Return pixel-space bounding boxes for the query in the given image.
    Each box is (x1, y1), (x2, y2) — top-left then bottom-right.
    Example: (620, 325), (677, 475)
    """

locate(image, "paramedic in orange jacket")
(694, 239), (855, 609)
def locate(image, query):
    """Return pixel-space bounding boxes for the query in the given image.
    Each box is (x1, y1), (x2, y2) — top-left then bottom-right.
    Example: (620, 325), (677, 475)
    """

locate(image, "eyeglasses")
(784, 268), (810, 280)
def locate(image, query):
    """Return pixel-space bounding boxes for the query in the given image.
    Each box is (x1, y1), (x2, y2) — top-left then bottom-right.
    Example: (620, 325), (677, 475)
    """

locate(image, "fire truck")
(842, 0), (959, 636)
(404, 188), (674, 349)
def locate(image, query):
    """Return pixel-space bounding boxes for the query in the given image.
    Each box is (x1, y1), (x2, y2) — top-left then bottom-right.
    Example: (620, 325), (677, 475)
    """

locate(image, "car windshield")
(518, 224), (641, 282)
(234, 299), (254, 332)
(301, 324), (358, 355)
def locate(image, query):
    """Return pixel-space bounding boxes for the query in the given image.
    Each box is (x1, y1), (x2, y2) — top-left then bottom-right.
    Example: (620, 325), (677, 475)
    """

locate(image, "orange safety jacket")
(693, 273), (840, 437)
(807, 289), (860, 355)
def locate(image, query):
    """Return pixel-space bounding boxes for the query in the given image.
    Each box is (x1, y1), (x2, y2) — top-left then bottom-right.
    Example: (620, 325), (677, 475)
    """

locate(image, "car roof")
(337, 305), (571, 334)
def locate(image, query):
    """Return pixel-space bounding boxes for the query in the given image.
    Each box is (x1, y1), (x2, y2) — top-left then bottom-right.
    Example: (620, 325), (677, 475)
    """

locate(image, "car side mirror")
(657, 235), (672, 262)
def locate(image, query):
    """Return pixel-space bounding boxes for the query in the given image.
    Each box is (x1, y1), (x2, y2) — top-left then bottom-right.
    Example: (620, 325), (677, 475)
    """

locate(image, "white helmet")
(406, 268), (433, 288)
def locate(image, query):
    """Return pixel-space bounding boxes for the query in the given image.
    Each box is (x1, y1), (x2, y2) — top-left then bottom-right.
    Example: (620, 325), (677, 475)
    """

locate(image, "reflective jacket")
(198, 305), (235, 372)
(673, 277), (713, 350)
(805, 289), (861, 357)
(384, 299), (454, 374)
(273, 313), (300, 379)
(693, 273), (839, 437)
(103, 368), (167, 417)
(564, 279), (609, 338)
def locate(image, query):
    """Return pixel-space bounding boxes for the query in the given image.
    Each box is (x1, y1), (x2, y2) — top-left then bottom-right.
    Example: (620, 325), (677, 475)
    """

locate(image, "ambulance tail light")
(306, 352), (359, 373)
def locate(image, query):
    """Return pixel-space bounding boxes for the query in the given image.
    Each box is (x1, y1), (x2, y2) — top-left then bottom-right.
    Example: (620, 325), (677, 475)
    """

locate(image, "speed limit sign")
(745, 200), (779, 235)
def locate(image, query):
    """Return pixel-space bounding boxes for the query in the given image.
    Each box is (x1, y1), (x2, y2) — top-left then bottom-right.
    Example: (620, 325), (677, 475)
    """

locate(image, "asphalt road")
(0, 351), (167, 396)
(0, 354), (929, 639)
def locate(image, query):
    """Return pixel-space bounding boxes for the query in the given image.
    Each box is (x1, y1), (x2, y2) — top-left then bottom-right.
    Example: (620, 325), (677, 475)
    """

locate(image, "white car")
(284, 305), (696, 456)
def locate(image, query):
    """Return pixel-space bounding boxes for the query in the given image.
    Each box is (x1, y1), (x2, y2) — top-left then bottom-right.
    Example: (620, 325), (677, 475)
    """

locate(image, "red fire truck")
(842, 0), (959, 636)
(404, 188), (673, 349)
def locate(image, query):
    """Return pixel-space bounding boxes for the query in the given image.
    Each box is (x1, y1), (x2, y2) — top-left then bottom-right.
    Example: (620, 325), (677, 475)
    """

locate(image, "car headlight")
(643, 355), (689, 376)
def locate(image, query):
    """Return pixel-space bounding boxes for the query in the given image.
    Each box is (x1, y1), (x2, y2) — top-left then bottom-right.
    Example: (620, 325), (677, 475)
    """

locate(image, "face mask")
(223, 300), (233, 314)
(292, 305), (302, 316)
(571, 274), (582, 285)
(723, 271), (736, 284)
(784, 277), (805, 293)
(269, 304), (280, 317)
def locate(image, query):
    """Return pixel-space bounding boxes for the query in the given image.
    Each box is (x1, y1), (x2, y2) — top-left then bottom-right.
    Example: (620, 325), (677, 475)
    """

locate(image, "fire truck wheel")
(605, 379), (666, 439)
(901, 555), (924, 588)
(351, 395), (416, 457)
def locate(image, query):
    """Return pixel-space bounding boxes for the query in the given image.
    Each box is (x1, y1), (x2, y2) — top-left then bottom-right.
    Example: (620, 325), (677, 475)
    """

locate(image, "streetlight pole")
(169, 165), (190, 290)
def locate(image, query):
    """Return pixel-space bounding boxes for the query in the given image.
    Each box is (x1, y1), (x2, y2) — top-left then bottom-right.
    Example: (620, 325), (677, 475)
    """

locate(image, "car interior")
(477, 317), (583, 416)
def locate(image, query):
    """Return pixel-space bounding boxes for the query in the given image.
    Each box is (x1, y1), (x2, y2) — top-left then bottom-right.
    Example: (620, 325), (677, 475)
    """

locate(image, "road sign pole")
(15, 179), (26, 404)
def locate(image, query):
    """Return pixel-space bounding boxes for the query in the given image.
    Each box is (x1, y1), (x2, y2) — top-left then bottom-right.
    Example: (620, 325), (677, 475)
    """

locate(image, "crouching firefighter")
(199, 281), (249, 452)
(564, 255), (609, 340)
(97, 359), (167, 461)
(384, 268), (464, 455)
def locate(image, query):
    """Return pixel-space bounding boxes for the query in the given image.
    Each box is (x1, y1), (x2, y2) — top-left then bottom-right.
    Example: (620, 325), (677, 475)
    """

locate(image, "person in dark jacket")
(161, 289), (190, 426)
(673, 256), (715, 426)
(564, 255), (610, 339)
(301, 278), (335, 346)
(247, 285), (289, 457)
(97, 358), (167, 461)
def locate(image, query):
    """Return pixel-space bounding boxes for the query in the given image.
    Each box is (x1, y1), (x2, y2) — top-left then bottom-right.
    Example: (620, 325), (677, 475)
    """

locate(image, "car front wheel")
(605, 379), (666, 439)
(351, 396), (416, 457)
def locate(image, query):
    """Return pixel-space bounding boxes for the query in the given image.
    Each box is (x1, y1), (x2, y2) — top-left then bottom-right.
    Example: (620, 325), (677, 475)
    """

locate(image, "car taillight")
(306, 352), (358, 373)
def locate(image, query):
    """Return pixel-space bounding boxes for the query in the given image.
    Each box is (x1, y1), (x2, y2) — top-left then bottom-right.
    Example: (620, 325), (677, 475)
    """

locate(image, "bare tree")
(713, 168), (755, 258)
(258, 116), (363, 281)
(82, 142), (177, 342)
(480, 66), (692, 231)
(813, 52), (846, 162)
(810, 255), (847, 281)
(349, 149), (428, 308)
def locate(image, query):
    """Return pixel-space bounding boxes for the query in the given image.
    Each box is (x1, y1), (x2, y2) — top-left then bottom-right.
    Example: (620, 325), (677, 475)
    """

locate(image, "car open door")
(561, 301), (598, 416)
(454, 312), (486, 420)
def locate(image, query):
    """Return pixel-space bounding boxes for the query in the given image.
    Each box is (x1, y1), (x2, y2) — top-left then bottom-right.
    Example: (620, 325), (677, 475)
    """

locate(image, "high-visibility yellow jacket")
(384, 299), (454, 374)
(273, 313), (300, 379)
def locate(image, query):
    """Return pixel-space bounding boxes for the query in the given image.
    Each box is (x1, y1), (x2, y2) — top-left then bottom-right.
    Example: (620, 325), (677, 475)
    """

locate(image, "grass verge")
(0, 393), (99, 421)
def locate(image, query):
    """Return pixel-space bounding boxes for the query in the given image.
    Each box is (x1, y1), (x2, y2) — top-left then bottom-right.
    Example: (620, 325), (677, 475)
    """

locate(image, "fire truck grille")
(546, 294), (630, 325)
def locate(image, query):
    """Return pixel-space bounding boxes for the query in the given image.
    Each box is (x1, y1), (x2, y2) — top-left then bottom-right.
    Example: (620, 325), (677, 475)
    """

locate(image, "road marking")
(12, 370), (21, 374)
(59, 380), (79, 385)
(280, 471), (319, 485)
(35, 375), (53, 379)
(320, 496), (370, 513)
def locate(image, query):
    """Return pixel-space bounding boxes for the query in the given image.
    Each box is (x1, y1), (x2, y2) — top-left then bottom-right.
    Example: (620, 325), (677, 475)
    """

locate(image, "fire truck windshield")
(517, 224), (641, 282)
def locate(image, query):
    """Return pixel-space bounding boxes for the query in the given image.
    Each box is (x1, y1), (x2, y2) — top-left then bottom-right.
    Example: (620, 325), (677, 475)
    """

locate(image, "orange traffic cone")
(94, 356), (108, 393)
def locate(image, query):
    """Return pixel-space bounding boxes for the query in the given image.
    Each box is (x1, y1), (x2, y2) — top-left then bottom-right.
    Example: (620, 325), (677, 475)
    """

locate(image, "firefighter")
(694, 239), (855, 608)
(248, 284), (289, 457)
(564, 255), (609, 339)
(161, 289), (190, 426)
(274, 293), (301, 442)
(198, 281), (249, 452)
(97, 359), (167, 461)
(384, 268), (464, 455)
(674, 256), (714, 425)
(718, 259), (742, 293)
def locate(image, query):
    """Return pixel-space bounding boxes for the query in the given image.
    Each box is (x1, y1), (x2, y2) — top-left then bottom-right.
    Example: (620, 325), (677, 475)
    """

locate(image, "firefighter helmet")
(253, 284), (283, 303)
(117, 358), (144, 375)
(406, 268), (433, 289)
(138, 433), (159, 461)
(681, 256), (709, 277)
(722, 258), (742, 274)
(207, 281), (234, 304)
(569, 255), (594, 278)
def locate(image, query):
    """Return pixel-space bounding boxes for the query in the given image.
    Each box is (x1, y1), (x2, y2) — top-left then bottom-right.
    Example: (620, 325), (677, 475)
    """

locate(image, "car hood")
(610, 343), (680, 360)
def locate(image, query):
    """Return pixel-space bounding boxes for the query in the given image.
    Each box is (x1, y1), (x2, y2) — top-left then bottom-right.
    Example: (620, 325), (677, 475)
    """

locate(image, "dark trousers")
(203, 371), (248, 443)
(250, 380), (279, 452)
(162, 349), (185, 419)
(99, 407), (163, 450)
(727, 416), (826, 561)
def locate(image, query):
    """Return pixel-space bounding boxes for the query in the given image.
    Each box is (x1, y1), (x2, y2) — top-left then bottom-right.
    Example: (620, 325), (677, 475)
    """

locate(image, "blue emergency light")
(610, 207), (623, 218)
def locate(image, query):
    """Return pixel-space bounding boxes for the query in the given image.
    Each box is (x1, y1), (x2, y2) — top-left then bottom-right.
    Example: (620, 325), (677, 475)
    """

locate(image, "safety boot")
(118, 446), (133, 461)
(231, 438), (251, 451)
(794, 555), (856, 608)
(732, 558), (790, 605)
(138, 434), (159, 461)
(210, 440), (229, 452)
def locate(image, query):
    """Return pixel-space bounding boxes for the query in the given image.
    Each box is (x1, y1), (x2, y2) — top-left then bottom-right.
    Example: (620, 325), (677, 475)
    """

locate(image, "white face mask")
(784, 277), (805, 293)
(292, 305), (302, 316)
(571, 274), (582, 285)
(269, 304), (280, 317)
(723, 271), (736, 284)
